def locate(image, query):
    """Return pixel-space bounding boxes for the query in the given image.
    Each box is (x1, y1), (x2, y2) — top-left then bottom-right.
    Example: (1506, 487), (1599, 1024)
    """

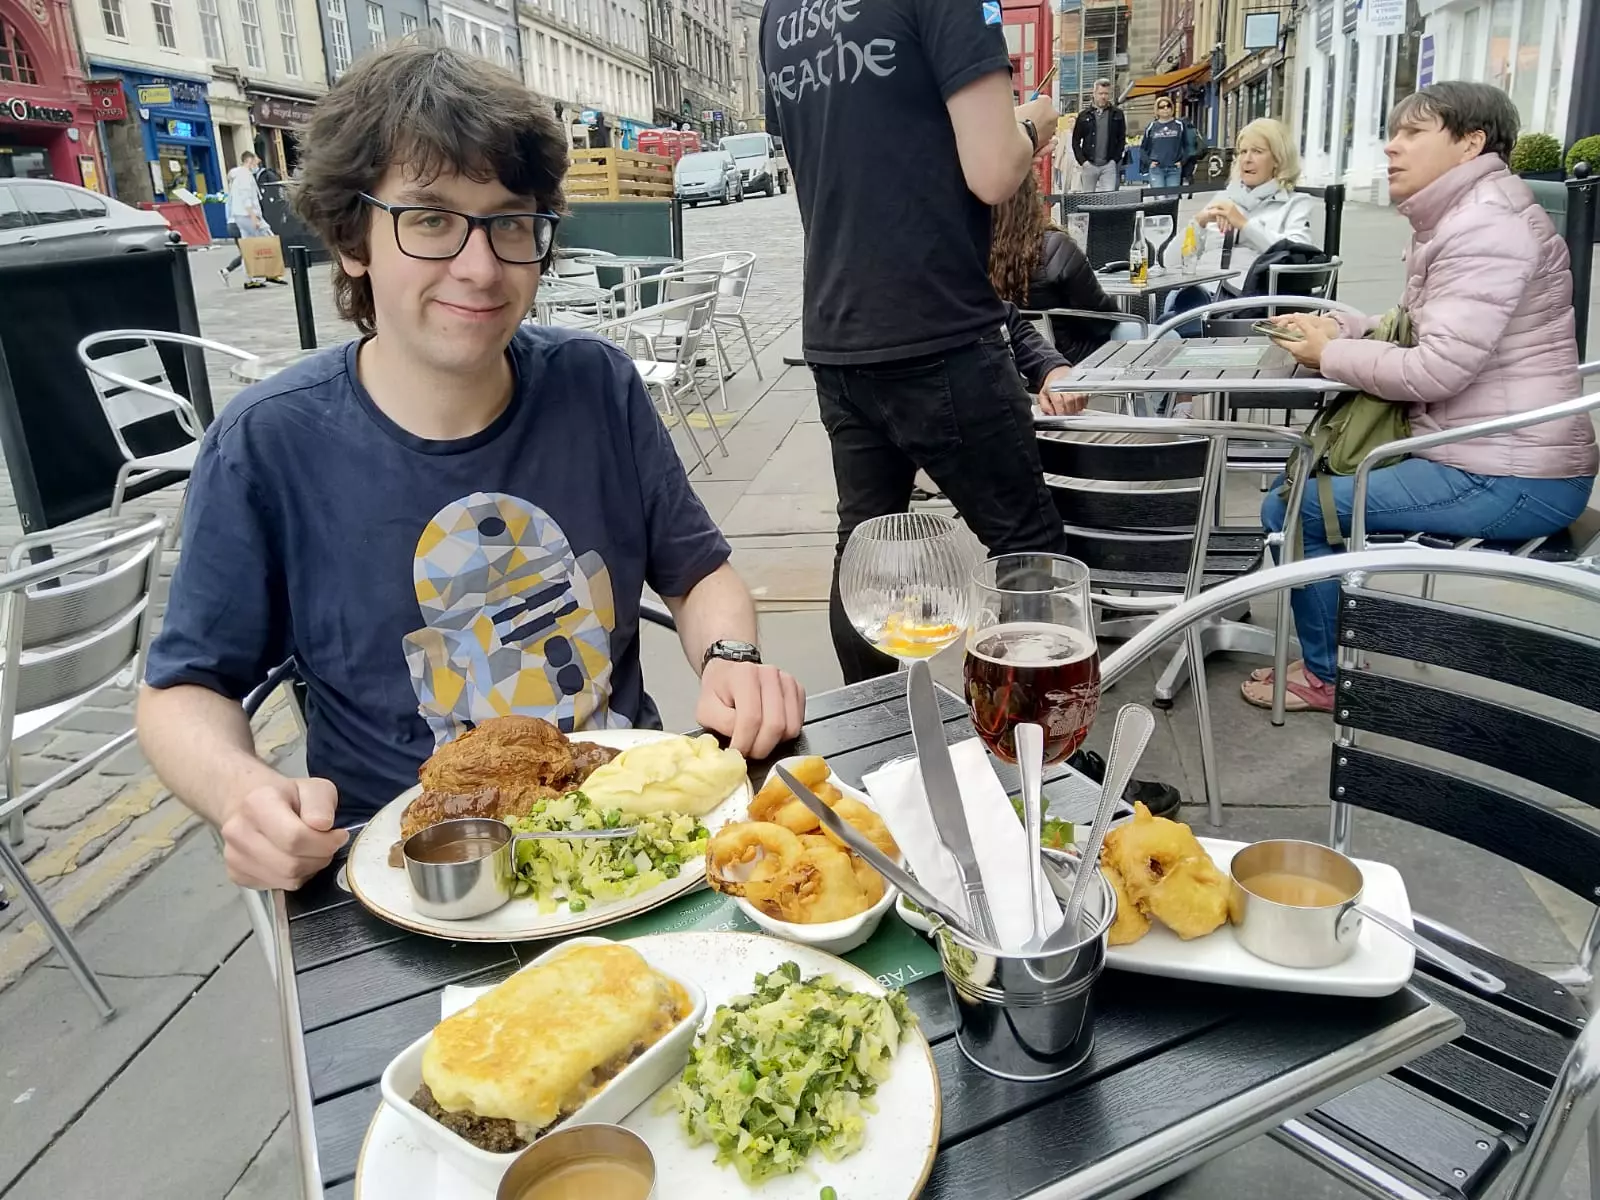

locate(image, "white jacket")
(1195, 188), (1317, 291)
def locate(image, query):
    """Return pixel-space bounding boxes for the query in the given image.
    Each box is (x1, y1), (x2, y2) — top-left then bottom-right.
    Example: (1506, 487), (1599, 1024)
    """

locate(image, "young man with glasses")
(137, 44), (803, 892)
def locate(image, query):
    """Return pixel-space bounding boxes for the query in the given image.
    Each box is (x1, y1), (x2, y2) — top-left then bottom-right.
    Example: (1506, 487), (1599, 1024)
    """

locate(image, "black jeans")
(813, 334), (1069, 684)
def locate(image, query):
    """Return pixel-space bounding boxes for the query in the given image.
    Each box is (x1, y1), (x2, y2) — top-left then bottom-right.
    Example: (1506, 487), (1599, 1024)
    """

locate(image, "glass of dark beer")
(964, 554), (1100, 765)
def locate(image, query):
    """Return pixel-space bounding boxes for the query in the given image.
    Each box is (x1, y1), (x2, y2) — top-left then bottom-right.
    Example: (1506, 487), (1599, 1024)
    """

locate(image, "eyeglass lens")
(394, 208), (554, 263)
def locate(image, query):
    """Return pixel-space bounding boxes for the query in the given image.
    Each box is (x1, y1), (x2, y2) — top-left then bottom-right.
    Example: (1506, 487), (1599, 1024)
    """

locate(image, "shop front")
(616, 116), (649, 150)
(1419, 0), (1581, 141)
(249, 91), (316, 177)
(90, 63), (224, 231)
(0, 0), (103, 186)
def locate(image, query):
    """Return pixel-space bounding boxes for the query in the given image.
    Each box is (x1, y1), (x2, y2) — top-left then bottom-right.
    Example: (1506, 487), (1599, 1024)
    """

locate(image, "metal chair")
(596, 292), (728, 474)
(0, 513), (167, 1019)
(1022, 309), (1149, 414)
(1036, 413), (1310, 822)
(1267, 255), (1344, 299)
(674, 250), (763, 381)
(1101, 549), (1600, 1200)
(1059, 192), (1179, 271)
(76, 330), (257, 540)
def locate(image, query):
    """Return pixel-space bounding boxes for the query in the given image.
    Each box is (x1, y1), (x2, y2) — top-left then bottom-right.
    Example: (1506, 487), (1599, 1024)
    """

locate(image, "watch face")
(707, 640), (761, 665)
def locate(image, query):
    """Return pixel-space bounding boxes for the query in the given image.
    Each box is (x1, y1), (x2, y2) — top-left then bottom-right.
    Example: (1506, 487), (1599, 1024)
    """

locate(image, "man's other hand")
(696, 659), (805, 760)
(219, 776), (349, 891)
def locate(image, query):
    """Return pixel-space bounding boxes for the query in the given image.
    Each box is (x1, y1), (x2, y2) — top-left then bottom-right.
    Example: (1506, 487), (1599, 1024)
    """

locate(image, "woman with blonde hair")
(1164, 117), (1318, 317)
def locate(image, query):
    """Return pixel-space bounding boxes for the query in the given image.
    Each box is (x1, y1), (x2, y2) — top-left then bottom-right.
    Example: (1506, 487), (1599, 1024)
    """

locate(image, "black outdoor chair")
(1102, 549), (1600, 1200)
(1035, 414), (1310, 822)
(1057, 192), (1179, 271)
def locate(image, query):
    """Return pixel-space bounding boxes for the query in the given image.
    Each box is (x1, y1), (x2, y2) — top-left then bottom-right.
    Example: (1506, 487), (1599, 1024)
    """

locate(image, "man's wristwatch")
(1020, 117), (1039, 153)
(702, 640), (762, 670)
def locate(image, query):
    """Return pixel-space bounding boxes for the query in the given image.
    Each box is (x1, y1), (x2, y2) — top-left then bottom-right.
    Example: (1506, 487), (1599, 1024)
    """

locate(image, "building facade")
(646, 0), (680, 127)
(517, 0), (652, 148)
(732, 0), (761, 131)
(74, 0), (327, 223)
(1296, 0), (1426, 199)
(316, 0), (429, 80)
(677, 0), (735, 138)
(0, 0), (102, 186)
(433, 0), (521, 75)
(1416, 0), (1581, 140)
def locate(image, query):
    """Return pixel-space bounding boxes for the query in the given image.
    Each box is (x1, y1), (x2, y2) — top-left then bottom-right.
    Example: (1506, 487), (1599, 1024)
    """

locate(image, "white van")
(718, 132), (788, 198)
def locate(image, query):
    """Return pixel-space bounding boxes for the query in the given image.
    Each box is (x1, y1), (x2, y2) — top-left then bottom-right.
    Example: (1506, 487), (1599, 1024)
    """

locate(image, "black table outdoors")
(282, 673), (1462, 1199)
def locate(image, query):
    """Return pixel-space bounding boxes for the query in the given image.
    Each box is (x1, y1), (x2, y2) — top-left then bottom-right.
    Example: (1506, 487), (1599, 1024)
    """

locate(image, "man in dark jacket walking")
(1071, 79), (1126, 192)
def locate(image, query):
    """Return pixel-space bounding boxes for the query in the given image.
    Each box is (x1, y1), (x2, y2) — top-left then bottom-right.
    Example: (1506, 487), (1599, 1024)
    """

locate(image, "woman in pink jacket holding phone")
(1244, 81), (1598, 713)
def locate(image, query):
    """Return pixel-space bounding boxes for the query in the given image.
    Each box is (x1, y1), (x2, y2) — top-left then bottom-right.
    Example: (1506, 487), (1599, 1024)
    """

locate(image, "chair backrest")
(614, 292), (716, 373)
(1330, 577), (1600, 907)
(0, 515), (165, 751)
(1148, 294), (1367, 340)
(1058, 193), (1173, 270)
(1266, 256), (1343, 301)
(77, 337), (184, 463)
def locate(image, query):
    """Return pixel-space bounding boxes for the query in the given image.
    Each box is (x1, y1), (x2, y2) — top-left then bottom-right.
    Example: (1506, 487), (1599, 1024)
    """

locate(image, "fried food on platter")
(706, 822), (805, 902)
(1103, 860), (1153, 946)
(1099, 802), (1230, 944)
(398, 784), (561, 842)
(1143, 853), (1231, 940)
(749, 756), (828, 833)
(820, 793), (901, 860)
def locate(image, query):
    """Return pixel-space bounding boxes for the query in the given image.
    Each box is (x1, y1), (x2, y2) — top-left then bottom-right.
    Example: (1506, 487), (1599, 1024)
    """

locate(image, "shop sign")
(251, 93), (315, 129)
(1418, 32), (1436, 87)
(137, 84), (173, 106)
(1315, 0), (1335, 49)
(136, 81), (207, 108)
(1341, 0), (1360, 34)
(1359, 0), (1407, 37)
(88, 79), (126, 121)
(2, 97), (74, 125)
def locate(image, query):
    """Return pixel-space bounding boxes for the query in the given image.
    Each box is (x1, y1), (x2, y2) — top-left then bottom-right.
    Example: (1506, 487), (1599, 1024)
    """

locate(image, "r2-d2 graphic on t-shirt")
(403, 491), (629, 744)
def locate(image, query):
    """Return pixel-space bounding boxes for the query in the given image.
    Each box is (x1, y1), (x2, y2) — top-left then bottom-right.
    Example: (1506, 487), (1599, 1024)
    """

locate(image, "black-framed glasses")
(359, 193), (560, 264)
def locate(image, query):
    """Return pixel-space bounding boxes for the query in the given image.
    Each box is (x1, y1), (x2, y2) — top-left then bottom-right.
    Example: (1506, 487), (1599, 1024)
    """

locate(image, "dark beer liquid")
(964, 622), (1100, 764)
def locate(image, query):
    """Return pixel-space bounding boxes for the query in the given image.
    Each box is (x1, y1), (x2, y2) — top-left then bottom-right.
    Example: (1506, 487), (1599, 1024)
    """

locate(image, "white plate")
(1106, 837), (1416, 997)
(346, 730), (753, 942)
(353, 931), (943, 1200)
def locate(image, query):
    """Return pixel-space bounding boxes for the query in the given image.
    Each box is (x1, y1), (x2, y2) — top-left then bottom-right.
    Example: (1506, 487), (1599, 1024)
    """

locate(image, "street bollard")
(288, 244), (317, 350)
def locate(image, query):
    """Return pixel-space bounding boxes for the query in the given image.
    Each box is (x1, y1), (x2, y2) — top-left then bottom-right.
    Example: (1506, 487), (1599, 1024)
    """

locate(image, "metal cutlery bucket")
(936, 856), (1114, 1082)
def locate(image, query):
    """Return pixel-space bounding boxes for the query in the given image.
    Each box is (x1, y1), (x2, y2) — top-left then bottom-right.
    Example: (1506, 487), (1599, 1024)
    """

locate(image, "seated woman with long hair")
(1245, 82), (1598, 714)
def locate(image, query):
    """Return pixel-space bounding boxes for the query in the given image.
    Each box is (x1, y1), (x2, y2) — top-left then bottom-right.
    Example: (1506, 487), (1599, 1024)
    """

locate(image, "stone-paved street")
(1, 189), (1598, 1200)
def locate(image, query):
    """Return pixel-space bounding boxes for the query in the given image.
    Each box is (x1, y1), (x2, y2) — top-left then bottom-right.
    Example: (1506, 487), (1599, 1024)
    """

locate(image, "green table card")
(602, 887), (944, 991)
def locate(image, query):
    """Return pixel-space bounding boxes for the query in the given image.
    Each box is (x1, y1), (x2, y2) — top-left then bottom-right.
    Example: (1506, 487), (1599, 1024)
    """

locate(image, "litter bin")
(1193, 148), (1235, 188)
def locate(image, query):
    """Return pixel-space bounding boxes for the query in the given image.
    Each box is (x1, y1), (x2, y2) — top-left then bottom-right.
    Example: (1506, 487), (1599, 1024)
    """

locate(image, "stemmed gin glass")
(838, 513), (975, 664)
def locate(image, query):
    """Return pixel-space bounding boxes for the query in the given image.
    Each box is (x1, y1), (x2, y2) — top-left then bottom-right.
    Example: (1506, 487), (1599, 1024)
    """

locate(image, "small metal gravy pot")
(496, 1124), (656, 1200)
(401, 817), (638, 921)
(1228, 839), (1504, 994)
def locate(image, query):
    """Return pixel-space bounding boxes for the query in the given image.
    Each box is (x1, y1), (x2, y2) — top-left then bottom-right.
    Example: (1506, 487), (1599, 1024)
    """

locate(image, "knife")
(906, 660), (998, 944)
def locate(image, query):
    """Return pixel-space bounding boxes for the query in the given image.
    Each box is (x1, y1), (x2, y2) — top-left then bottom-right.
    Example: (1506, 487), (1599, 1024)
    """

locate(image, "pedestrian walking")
(1141, 96), (1188, 191)
(220, 151), (286, 289)
(761, 0), (1068, 683)
(1071, 79), (1126, 192)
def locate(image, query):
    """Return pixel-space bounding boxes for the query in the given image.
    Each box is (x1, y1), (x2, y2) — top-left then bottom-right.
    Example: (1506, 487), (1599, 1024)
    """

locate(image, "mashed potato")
(581, 735), (747, 817)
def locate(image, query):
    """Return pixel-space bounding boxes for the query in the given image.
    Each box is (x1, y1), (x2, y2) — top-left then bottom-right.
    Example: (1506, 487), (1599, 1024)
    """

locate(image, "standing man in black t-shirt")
(762, 0), (1069, 683)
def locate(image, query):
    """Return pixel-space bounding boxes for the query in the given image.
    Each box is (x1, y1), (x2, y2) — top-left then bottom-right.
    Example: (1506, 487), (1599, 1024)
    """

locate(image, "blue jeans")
(1261, 459), (1595, 683)
(1147, 164), (1183, 190)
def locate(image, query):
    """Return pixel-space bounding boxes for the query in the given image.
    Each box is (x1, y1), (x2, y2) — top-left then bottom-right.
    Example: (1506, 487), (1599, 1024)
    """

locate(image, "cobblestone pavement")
(0, 194), (807, 987)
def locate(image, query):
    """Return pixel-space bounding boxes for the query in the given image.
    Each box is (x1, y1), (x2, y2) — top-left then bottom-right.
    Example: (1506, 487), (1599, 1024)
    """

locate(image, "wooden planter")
(568, 149), (674, 202)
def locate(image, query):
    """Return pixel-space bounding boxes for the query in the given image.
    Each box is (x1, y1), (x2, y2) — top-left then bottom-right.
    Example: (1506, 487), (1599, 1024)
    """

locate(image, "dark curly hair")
(989, 170), (1050, 306)
(293, 42), (568, 334)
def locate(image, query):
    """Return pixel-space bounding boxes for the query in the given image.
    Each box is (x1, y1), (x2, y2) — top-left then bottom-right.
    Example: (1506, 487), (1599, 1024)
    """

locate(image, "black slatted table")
(278, 673), (1462, 1198)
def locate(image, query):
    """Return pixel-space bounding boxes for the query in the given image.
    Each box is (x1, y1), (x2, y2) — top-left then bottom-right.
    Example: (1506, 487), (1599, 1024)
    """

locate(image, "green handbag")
(1282, 307), (1414, 549)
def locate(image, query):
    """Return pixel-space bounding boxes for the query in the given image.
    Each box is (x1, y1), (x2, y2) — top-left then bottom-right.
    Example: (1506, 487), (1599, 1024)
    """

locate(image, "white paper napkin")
(863, 737), (1064, 952)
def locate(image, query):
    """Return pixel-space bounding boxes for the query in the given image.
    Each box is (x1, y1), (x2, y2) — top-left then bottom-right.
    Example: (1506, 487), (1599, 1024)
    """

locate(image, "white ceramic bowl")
(895, 892), (939, 937)
(731, 762), (900, 955)
(377, 936), (706, 1193)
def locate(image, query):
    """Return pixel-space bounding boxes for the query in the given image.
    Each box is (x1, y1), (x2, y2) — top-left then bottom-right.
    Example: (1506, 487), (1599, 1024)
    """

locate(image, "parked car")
(0, 179), (178, 266)
(674, 150), (744, 206)
(718, 132), (788, 197)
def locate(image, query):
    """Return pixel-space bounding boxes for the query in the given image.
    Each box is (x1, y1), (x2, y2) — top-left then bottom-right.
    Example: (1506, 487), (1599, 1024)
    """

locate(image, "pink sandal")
(1240, 664), (1335, 713)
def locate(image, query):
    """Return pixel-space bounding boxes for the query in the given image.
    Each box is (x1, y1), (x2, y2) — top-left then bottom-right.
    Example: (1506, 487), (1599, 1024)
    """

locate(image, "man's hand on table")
(696, 658), (806, 760)
(1038, 366), (1088, 416)
(219, 776), (349, 891)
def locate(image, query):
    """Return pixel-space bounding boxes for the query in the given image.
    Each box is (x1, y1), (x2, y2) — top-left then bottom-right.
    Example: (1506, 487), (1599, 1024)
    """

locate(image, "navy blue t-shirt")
(146, 325), (731, 821)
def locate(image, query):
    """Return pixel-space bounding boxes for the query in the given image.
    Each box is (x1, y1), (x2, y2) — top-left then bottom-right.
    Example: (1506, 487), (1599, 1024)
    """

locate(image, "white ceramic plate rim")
(345, 730), (753, 942)
(1105, 836), (1417, 997)
(352, 930), (942, 1200)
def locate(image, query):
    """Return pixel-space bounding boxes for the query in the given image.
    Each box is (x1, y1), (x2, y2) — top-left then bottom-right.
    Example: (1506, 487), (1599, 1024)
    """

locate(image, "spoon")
(1055, 705), (1156, 948)
(1014, 722), (1052, 954)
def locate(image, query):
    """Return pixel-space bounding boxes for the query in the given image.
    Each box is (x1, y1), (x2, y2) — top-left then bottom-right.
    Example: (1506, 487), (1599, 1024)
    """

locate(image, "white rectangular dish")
(1105, 837), (1417, 997)
(377, 935), (707, 1192)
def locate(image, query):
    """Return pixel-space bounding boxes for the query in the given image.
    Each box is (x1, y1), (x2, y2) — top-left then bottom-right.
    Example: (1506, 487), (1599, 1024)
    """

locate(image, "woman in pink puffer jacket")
(1245, 81), (1598, 714)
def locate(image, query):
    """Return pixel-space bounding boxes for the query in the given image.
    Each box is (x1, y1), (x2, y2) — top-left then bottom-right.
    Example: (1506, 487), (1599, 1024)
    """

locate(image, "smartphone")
(1252, 320), (1305, 342)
